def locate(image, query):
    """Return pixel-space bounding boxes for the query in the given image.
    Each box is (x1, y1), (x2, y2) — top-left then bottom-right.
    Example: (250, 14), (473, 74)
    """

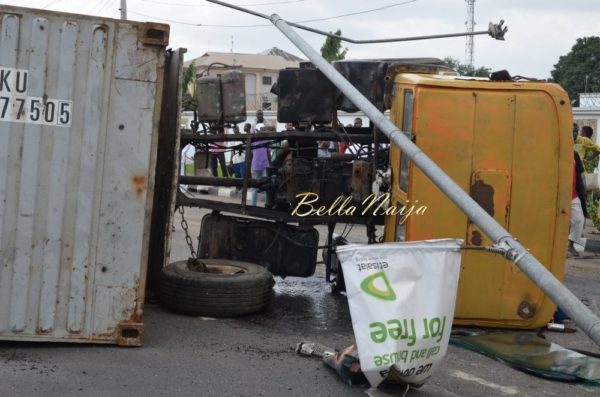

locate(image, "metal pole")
(265, 15), (600, 345)
(120, 0), (127, 20)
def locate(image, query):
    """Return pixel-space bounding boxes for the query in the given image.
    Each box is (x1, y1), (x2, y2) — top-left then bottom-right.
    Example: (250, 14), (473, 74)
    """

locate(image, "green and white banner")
(337, 239), (462, 387)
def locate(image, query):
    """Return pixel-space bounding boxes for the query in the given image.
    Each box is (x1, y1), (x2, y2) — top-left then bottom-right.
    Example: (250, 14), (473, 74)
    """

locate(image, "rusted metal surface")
(467, 171), (511, 249)
(277, 67), (335, 123)
(197, 213), (319, 278)
(351, 160), (372, 202)
(195, 75), (221, 122)
(274, 157), (352, 207)
(281, 158), (313, 202)
(221, 70), (246, 123)
(180, 131), (388, 144)
(116, 321), (144, 347)
(383, 59), (456, 109)
(517, 301), (536, 320)
(139, 23), (169, 47)
(334, 60), (388, 112)
(336, 58), (455, 113)
(147, 49), (185, 298)
(469, 180), (495, 216)
(179, 175), (263, 188)
(0, 5), (168, 344)
(195, 70), (246, 123)
(177, 194), (385, 226)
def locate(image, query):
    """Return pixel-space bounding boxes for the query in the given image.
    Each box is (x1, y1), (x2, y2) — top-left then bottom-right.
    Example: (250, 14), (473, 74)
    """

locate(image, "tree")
(182, 63), (197, 111)
(320, 30), (347, 63)
(551, 36), (600, 101)
(443, 57), (491, 77)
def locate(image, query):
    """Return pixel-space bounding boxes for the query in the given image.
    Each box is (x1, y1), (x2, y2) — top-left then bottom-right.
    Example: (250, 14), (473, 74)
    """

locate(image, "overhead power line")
(98, 0), (117, 14)
(89, 0), (113, 14)
(128, 0), (417, 27)
(139, 0), (305, 6)
(43, 0), (63, 7)
(128, 10), (200, 25)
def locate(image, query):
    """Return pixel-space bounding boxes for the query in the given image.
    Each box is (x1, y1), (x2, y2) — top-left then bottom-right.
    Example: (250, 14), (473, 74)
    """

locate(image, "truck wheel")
(159, 259), (274, 317)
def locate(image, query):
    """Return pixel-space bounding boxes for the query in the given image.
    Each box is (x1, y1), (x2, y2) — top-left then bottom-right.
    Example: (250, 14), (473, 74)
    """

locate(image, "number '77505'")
(0, 95), (72, 127)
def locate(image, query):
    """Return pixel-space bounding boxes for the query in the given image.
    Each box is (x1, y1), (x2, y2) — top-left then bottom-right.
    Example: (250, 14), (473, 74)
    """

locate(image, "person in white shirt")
(231, 124), (248, 180)
(180, 144), (196, 190)
(317, 141), (335, 158)
(251, 109), (264, 133)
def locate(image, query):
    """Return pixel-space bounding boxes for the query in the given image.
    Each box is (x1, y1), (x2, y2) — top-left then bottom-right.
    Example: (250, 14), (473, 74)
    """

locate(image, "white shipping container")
(0, 5), (169, 345)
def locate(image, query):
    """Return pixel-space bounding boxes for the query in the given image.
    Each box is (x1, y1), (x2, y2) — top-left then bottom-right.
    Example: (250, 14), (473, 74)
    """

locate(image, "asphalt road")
(1, 199), (599, 397)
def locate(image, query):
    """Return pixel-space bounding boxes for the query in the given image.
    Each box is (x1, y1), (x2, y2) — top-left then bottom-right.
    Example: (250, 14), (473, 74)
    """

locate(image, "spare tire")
(159, 259), (274, 317)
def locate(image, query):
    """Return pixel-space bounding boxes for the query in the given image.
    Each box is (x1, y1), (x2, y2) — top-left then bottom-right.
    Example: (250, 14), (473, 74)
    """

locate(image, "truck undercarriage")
(174, 59), (454, 286)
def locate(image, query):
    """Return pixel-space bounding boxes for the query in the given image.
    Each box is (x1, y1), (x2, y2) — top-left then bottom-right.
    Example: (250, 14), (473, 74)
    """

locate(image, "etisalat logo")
(360, 270), (397, 301)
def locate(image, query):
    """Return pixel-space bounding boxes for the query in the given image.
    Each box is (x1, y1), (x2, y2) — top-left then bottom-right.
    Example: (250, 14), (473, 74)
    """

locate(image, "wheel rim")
(187, 262), (248, 275)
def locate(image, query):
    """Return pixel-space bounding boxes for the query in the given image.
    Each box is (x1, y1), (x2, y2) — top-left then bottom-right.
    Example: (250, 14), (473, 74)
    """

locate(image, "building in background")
(574, 93), (600, 142)
(184, 47), (302, 112)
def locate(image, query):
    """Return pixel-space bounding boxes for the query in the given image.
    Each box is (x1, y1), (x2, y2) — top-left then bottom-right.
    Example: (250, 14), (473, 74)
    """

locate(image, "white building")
(574, 93), (600, 141)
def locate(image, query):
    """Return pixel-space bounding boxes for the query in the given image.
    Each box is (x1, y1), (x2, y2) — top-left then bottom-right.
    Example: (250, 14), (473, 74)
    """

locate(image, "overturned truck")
(161, 54), (573, 333)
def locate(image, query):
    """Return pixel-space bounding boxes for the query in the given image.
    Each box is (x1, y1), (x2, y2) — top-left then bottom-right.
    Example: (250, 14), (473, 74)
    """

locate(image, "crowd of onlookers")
(569, 123), (598, 257)
(181, 110), (370, 205)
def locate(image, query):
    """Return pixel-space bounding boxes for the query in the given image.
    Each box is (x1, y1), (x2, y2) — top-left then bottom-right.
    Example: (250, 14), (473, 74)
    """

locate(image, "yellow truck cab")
(384, 73), (573, 329)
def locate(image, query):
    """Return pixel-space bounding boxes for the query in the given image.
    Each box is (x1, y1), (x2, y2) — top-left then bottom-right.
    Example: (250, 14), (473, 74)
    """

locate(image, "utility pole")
(465, 0), (475, 68)
(120, 0), (127, 20)
(585, 75), (589, 94)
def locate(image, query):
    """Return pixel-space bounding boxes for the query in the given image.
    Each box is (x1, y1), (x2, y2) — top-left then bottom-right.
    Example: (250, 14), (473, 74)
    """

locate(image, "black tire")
(159, 259), (274, 317)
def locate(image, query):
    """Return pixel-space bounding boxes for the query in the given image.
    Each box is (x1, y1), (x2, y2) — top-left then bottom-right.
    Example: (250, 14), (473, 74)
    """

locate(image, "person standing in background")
(339, 124), (353, 154)
(252, 109), (264, 133)
(576, 126), (600, 173)
(230, 125), (246, 187)
(251, 122), (270, 206)
(272, 122), (293, 162)
(569, 151), (589, 257)
(317, 141), (334, 158)
(209, 127), (229, 178)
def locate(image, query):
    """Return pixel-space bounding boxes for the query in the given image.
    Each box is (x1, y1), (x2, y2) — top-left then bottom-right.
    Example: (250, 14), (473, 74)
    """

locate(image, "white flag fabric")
(337, 239), (462, 387)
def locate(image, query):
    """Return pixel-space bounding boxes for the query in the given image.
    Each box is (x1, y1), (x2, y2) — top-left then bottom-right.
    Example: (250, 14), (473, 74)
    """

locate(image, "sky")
(7, 0), (600, 78)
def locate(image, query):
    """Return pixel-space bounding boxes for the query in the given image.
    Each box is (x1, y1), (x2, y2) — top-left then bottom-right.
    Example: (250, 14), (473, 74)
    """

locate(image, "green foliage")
(320, 30), (348, 63)
(551, 37), (600, 101)
(182, 63), (196, 93)
(182, 63), (197, 111)
(443, 57), (491, 77)
(182, 91), (197, 112)
(583, 153), (599, 174)
(586, 192), (600, 231)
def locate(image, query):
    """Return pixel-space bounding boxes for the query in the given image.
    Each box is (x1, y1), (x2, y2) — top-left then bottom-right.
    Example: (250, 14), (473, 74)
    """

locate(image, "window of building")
(262, 76), (272, 85)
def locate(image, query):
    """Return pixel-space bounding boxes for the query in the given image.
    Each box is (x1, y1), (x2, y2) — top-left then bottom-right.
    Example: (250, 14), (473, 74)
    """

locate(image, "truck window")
(395, 210), (406, 242)
(399, 89), (413, 192)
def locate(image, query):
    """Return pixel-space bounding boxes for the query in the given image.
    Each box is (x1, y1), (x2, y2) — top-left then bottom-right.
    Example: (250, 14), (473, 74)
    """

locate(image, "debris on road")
(546, 321), (576, 333)
(451, 331), (600, 385)
(296, 341), (336, 358)
(322, 344), (369, 388)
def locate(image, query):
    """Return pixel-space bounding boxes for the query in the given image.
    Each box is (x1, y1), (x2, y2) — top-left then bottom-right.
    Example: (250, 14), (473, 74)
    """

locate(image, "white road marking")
(451, 370), (519, 395)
